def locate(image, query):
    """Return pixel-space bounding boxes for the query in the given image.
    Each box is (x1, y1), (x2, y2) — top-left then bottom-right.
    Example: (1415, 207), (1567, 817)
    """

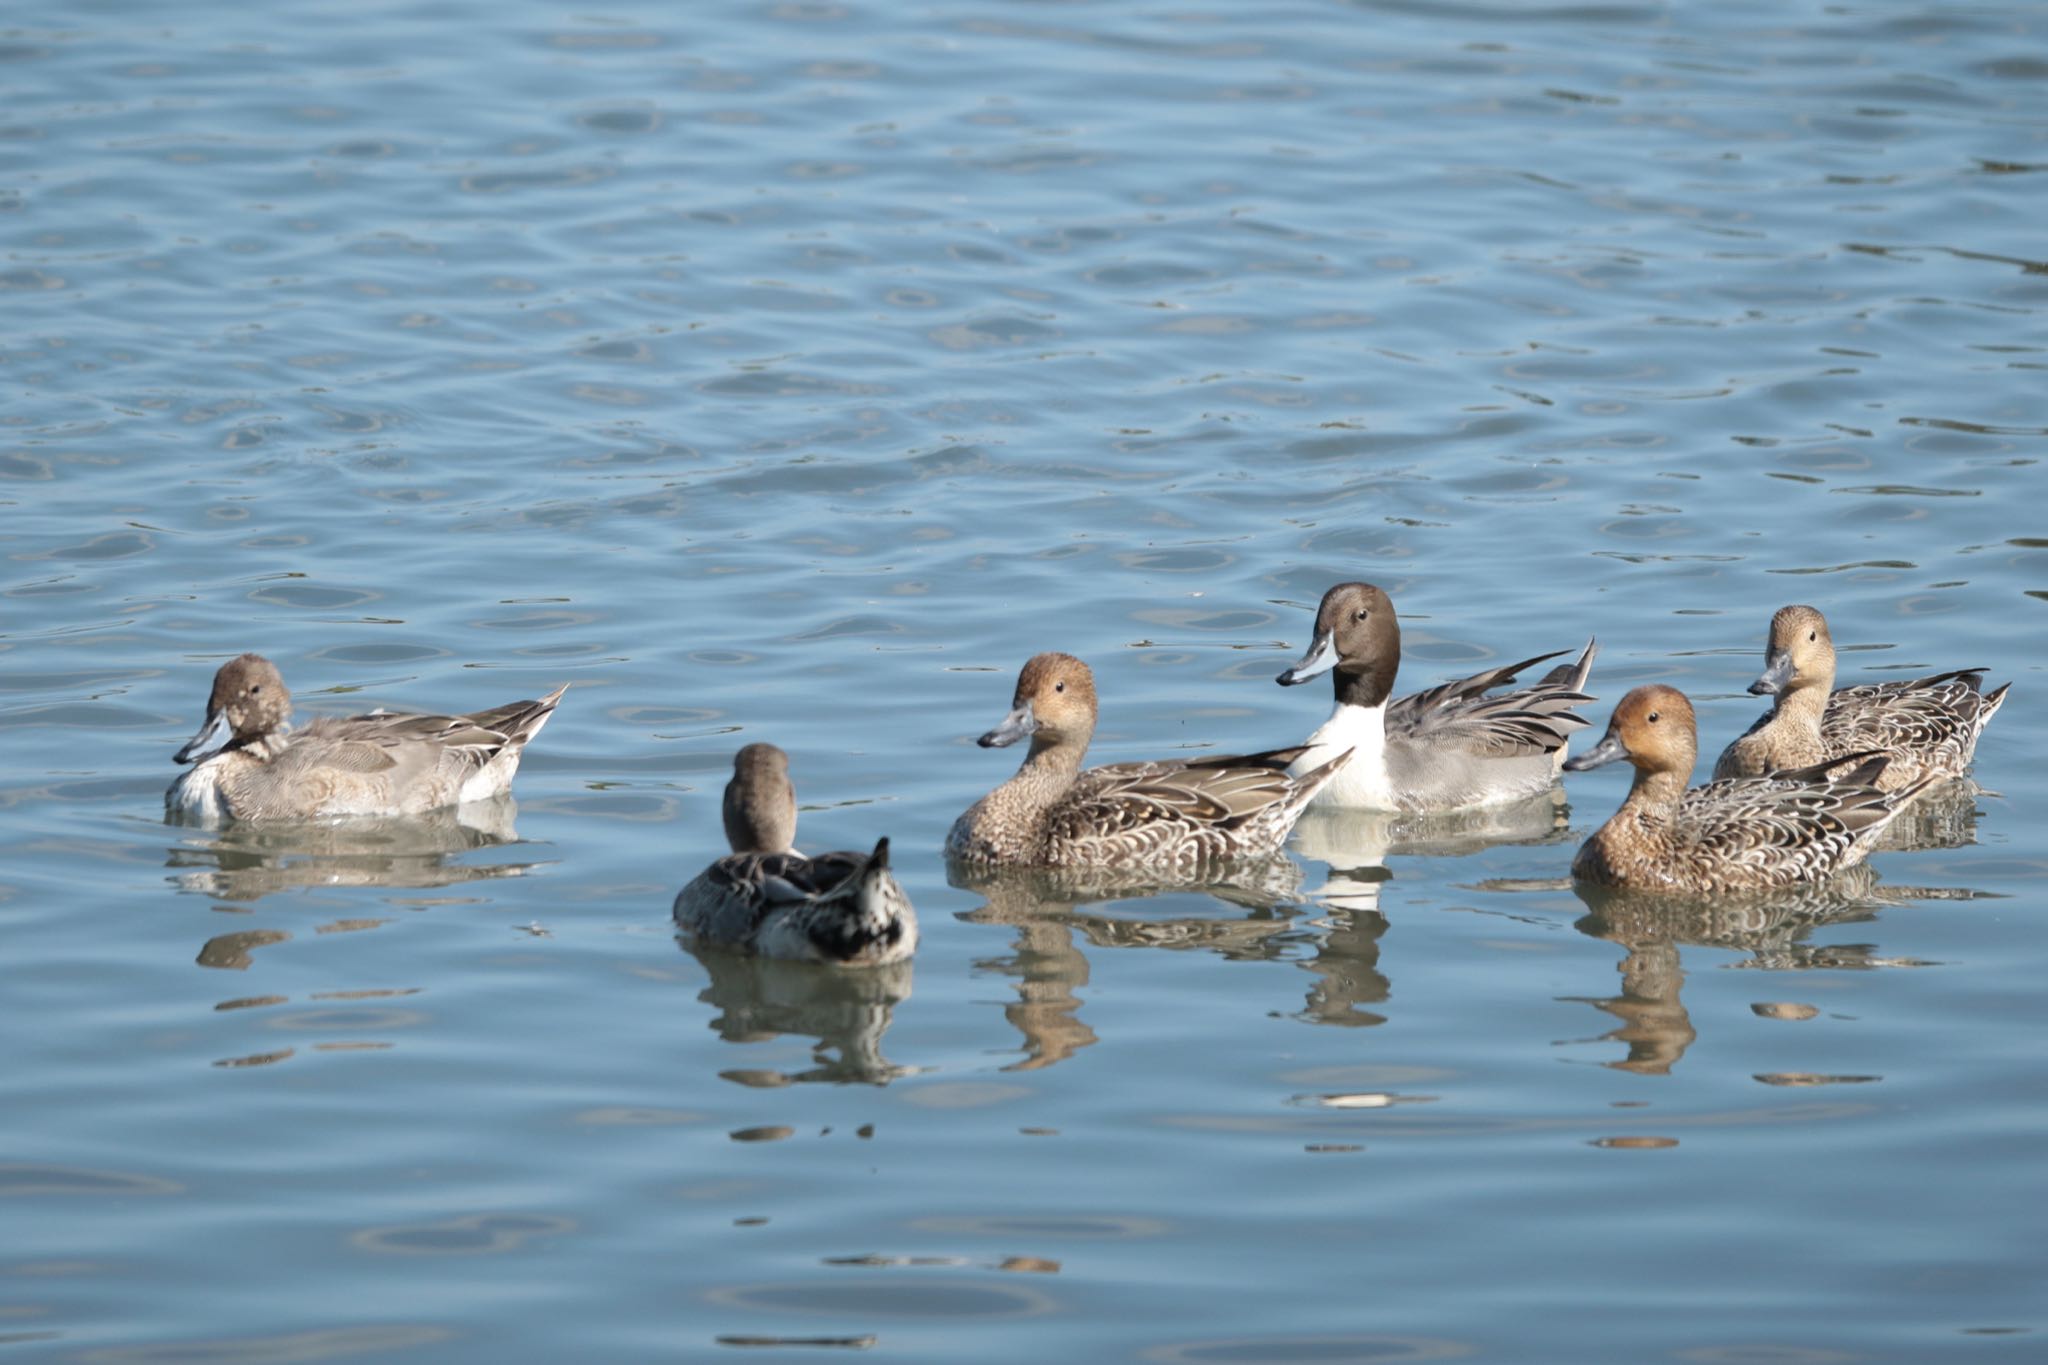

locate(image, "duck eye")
(1808, 631), (1816, 642)
(1054, 681), (1065, 693)
(250, 685), (262, 695)
(1354, 608), (1368, 621)
(1647, 711), (1660, 723)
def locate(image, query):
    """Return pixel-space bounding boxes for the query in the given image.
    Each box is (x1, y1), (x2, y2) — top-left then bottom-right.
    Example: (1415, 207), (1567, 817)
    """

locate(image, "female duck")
(1276, 581), (1597, 811)
(168, 653), (566, 824)
(946, 652), (1350, 870)
(1565, 684), (1930, 894)
(675, 743), (916, 966)
(1713, 604), (2007, 790)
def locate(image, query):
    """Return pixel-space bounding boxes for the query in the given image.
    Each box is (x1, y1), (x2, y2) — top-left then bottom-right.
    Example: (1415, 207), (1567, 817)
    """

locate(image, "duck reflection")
(680, 946), (914, 1086)
(1871, 777), (1989, 852)
(1566, 866), (1941, 1075)
(1285, 793), (1573, 1028)
(1290, 789), (1572, 913)
(165, 797), (546, 902)
(951, 858), (1310, 1069)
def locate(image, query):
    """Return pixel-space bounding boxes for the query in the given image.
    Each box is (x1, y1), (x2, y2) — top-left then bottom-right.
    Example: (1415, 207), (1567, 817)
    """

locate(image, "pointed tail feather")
(1538, 638), (1598, 692)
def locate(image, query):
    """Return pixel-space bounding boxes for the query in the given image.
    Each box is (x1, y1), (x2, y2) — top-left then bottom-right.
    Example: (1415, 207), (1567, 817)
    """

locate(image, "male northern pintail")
(673, 743), (917, 966)
(167, 653), (566, 823)
(1275, 581), (1597, 811)
(945, 652), (1351, 870)
(1564, 684), (1932, 894)
(1712, 604), (2008, 791)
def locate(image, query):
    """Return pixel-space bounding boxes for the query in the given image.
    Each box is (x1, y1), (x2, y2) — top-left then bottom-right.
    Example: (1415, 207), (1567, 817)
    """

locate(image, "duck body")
(674, 743), (917, 966)
(1713, 607), (2006, 791)
(1567, 684), (1931, 895)
(946, 652), (1349, 871)
(166, 654), (565, 824)
(1277, 582), (1596, 812)
(675, 843), (916, 966)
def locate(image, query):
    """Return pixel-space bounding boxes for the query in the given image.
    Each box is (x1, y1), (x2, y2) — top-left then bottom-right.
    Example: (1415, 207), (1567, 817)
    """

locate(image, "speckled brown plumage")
(1713, 605), (2007, 791)
(1566, 684), (1931, 895)
(946, 652), (1351, 870)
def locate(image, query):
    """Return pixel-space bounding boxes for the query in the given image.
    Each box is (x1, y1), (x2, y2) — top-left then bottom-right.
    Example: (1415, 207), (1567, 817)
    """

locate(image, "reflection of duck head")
(948, 858), (1309, 1072)
(685, 945), (914, 1086)
(165, 796), (543, 902)
(1563, 867), (1898, 1076)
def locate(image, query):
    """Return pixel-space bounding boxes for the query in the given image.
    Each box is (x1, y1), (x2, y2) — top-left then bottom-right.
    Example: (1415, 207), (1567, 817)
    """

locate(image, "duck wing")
(1385, 641), (1597, 758)
(1823, 669), (1999, 760)
(1675, 766), (1917, 879)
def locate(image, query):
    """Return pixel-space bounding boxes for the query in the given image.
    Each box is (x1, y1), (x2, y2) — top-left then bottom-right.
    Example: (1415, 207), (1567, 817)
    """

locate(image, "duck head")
(1750, 604), (1835, 698)
(978, 651), (1099, 755)
(174, 654), (292, 764)
(1276, 581), (1400, 708)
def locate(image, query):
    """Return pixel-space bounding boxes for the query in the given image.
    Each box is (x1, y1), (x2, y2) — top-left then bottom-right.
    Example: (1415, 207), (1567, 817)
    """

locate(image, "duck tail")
(838, 838), (917, 962)
(1975, 681), (2011, 742)
(467, 682), (570, 754)
(1539, 637), (1598, 693)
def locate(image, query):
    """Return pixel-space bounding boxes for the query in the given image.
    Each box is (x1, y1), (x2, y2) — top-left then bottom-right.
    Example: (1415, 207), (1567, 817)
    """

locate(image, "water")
(4, 0), (2044, 1358)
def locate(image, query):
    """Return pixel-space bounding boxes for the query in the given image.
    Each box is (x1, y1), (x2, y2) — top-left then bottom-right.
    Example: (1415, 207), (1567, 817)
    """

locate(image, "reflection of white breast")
(167, 760), (230, 824)
(1289, 702), (1394, 810)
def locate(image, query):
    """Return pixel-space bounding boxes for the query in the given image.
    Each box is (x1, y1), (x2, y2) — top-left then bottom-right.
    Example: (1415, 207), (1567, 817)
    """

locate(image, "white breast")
(1289, 702), (1396, 810)
(167, 761), (230, 824)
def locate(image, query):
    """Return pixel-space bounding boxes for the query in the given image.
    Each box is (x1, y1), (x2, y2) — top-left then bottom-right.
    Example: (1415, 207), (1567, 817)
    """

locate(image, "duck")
(1564, 684), (1932, 894)
(945, 651), (1351, 870)
(674, 743), (916, 966)
(167, 653), (566, 824)
(1712, 604), (2008, 791)
(1275, 581), (1597, 811)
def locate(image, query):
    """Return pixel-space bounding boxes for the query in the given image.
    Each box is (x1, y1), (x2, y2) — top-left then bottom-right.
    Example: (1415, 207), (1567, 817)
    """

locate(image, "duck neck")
(1774, 675), (1830, 730)
(1331, 654), (1396, 711)
(242, 727), (293, 763)
(1015, 731), (1087, 791)
(1619, 764), (1689, 827)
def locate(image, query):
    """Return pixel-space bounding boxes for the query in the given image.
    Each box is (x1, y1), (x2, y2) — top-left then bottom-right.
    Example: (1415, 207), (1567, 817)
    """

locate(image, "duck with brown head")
(675, 743), (916, 967)
(167, 653), (566, 824)
(1713, 604), (2008, 791)
(1276, 581), (1597, 812)
(946, 651), (1351, 871)
(1565, 683), (1932, 894)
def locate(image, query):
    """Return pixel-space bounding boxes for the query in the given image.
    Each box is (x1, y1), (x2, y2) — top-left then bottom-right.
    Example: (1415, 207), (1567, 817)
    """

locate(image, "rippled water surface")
(5, 0), (2045, 1359)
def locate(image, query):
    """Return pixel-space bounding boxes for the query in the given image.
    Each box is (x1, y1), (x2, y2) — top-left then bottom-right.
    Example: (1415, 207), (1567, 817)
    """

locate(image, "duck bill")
(1562, 731), (1630, 773)
(1276, 630), (1338, 686)
(1748, 649), (1795, 697)
(977, 701), (1037, 749)
(173, 710), (234, 765)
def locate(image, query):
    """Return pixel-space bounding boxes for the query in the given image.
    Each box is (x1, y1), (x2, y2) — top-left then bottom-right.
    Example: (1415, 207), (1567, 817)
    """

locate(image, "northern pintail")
(167, 653), (566, 823)
(1275, 581), (1597, 811)
(945, 652), (1350, 870)
(1712, 604), (2008, 791)
(1564, 684), (1932, 894)
(674, 743), (917, 966)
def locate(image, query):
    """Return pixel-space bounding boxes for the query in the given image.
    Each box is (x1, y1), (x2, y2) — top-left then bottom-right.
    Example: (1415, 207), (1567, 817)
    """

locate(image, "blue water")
(4, 0), (2044, 1359)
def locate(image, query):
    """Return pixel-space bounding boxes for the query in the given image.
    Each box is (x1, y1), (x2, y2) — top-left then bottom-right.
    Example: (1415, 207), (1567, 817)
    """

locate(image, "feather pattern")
(1278, 582), (1597, 810)
(947, 653), (1349, 870)
(674, 744), (916, 966)
(1568, 685), (1930, 894)
(1713, 606), (2007, 791)
(166, 653), (565, 823)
